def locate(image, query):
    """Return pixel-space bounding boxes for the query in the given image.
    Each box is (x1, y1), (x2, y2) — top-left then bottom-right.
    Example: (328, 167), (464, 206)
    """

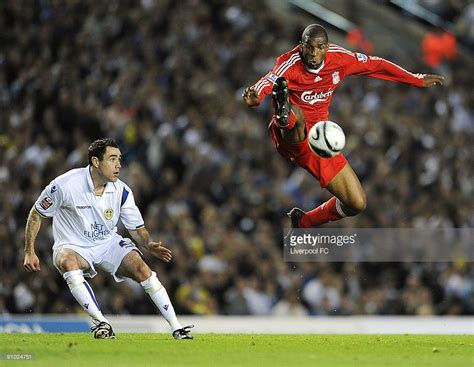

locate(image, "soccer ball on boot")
(307, 121), (345, 158)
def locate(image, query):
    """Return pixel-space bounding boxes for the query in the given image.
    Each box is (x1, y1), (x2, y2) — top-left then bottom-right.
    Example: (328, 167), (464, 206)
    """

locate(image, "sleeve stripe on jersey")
(274, 53), (299, 75)
(277, 57), (300, 77)
(255, 79), (270, 94)
(256, 83), (269, 95)
(328, 45), (350, 50)
(121, 188), (129, 207)
(135, 223), (145, 229)
(254, 79), (267, 89)
(327, 49), (355, 56)
(274, 52), (300, 76)
(329, 45), (354, 53)
(376, 58), (423, 78)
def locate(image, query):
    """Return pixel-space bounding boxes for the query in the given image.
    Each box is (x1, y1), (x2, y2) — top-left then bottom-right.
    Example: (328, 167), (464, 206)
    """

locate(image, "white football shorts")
(52, 236), (143, 282)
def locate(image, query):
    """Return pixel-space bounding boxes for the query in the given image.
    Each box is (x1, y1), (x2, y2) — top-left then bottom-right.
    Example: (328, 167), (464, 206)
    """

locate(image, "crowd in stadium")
(1, 1), (473, 317)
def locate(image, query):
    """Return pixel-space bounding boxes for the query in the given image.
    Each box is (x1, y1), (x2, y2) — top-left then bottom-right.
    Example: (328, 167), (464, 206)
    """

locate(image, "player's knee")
(349, 194), (367, 214)
(133, 261), (153, 283)
(56, 253), (79, 273)
(341, 192), (366, 216)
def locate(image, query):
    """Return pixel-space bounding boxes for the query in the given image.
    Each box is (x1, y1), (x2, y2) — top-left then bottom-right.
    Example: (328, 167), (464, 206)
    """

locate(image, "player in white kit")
(23, 138), (193, 339)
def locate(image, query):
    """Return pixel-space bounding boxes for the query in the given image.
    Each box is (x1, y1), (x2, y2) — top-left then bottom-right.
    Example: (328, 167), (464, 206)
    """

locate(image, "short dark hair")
(88, 138), (119, 165)
(301, 24), (328, 44)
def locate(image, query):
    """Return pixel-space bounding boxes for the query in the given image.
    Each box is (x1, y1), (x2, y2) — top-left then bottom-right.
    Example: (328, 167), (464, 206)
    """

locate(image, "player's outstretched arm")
(345, 54), (445, 88)
(129, 227), (173, 263)
(242, 86), (260, 107)
(24, 206), (43, 272)
(421, 74), (445, 87)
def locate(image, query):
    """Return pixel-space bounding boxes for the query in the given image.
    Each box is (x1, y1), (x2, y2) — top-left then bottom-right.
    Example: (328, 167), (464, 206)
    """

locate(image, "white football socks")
(63, 270), (108, 324)
(141, 272), (182, 332)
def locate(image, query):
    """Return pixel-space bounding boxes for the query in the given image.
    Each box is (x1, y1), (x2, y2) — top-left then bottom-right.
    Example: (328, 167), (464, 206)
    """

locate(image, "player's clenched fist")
(24, 251), (41, 272)
(422, 74), (445, 87)
(242, 86), (260, 107)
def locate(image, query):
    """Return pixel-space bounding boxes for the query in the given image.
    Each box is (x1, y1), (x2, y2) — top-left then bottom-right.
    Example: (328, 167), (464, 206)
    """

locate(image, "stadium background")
(0, 0), (472, 321)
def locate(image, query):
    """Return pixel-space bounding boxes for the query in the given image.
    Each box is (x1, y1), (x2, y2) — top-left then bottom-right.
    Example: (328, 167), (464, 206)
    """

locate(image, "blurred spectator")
(454, 3), (474, 48)
(402, 273), (436, 315)
(272, 287), (309, 316)
(175, 276), (218, 315)
(302, 268), (341, 315)
(421, 28), (457, 68)
(346, 26), (374, 55)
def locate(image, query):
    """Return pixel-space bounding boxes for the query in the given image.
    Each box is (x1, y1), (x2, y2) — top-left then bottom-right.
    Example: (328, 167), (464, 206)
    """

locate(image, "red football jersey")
(252, 44), (425, 129)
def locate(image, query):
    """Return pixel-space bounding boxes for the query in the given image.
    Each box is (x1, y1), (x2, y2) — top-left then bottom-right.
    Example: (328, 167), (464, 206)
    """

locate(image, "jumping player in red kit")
(242, 24), (444, 228)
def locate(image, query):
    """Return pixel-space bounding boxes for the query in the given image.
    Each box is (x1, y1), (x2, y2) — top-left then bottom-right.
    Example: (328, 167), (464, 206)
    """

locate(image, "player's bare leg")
(55, 249), (90, 273)
(55, 249), (114, 338)
(281, 105), (306, 142)
(291, 164), (366, 227)
(116, 249), (152, 282)
(117, 250), (193, 339)
(326, 164), (366, 216)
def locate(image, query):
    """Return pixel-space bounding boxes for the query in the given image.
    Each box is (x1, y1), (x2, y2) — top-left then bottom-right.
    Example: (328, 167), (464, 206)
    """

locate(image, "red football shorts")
(268, 118), (347, 188)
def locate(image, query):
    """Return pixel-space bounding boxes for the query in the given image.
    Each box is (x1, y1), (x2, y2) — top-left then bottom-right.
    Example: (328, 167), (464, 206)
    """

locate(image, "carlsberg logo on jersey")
(301, 89), (334, 105)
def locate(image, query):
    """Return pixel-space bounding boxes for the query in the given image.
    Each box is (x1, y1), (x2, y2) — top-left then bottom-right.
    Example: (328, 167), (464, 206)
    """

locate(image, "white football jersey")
(34, 166), (144, 249)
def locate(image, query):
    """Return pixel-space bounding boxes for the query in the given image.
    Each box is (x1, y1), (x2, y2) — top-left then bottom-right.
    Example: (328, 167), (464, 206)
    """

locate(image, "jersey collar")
(86, 165), (117, 193)
(104, 183), (117, 193)
(304, 60), (325, 74)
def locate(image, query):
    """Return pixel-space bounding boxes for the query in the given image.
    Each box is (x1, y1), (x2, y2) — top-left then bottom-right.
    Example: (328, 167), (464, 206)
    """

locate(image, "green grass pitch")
(0, 334), (472, 366)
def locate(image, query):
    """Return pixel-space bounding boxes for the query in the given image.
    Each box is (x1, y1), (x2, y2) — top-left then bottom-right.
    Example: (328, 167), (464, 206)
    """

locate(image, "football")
(307, 121), (346, 158)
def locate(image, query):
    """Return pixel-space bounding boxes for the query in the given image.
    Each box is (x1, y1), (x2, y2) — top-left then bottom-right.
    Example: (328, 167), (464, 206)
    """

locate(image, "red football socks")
(300, 197), (346, 227)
